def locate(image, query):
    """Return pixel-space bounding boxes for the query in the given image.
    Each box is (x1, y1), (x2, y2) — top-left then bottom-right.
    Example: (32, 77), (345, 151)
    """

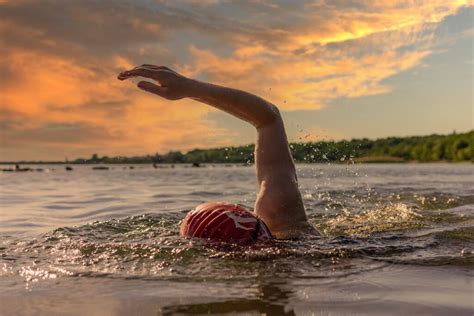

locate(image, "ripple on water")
(1, 164), (473, 314)
(1, 201), (472, 291)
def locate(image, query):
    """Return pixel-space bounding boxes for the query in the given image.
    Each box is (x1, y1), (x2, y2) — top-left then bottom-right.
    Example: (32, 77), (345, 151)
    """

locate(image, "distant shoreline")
(1, 130), (472, 164)
(1, 159), (472, 166)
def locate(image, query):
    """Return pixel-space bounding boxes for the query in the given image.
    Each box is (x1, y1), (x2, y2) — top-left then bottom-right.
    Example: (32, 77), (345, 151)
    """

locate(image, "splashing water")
(0, 163), (473, 314)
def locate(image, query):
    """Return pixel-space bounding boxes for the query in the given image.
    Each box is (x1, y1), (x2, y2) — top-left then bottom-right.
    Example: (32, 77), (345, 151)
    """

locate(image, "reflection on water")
(160, 281), (295, 315)
(0, 164), (473, 314)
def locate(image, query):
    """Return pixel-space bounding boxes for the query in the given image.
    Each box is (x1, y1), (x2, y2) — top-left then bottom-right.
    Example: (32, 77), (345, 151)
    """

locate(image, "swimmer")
(118, 65), (319, 242)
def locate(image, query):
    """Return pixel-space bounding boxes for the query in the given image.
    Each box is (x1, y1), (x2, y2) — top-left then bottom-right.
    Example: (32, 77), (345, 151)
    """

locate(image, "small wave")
(44, 204), (80, 210)
(1, 202), (473, 291)
(188, 191), (224, 197)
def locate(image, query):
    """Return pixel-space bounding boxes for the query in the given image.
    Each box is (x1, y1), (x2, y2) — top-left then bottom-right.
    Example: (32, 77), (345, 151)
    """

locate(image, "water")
(1, 164), (473, 315)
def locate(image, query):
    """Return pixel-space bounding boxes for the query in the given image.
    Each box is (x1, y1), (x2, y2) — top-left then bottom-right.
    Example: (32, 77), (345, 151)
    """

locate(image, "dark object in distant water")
(92, 166), (109, 170)
(192, 162), (200, 168)
(129, 166), (135, 169)
(15, 164), (32, 171)
(65, 166), (73, 171)
(153, 163), (158, 168)
(2, 164), (42, 172)
(14, 164), (32, 171)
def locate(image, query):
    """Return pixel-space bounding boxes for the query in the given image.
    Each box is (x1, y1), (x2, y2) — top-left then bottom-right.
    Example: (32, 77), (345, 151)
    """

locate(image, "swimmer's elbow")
(268, 103), (281, 121)
(256, 103), (282, 129)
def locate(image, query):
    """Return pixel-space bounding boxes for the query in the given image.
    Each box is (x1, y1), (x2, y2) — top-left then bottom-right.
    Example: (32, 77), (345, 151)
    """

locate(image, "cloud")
(0, 0), (471, 160)
(1, 122), (119, 145)
(182, 1), (467, 110)
(0, 48), (231, 160)
(183, 26), (433, 109)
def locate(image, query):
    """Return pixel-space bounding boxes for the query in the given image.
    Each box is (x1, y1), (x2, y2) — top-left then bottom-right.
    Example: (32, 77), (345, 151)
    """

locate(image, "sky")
(0, 0), (472, 161)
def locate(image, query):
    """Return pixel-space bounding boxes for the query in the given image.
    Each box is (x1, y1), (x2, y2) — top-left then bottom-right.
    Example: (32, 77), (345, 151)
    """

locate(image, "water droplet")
(461, 248), (471, 256)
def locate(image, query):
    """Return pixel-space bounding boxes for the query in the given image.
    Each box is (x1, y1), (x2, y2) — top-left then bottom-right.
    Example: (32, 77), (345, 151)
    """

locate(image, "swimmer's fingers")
(119, 65), (190, 100)
(117, 67), (162, 81)
(118, 64), (181, 80)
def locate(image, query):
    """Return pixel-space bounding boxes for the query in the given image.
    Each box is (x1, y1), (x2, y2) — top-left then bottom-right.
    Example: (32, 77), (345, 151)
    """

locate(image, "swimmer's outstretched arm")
(118, 65), (318, 238)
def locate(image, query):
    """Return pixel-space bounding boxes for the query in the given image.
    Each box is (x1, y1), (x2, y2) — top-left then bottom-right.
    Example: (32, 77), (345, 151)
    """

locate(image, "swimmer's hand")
(118, 65), (192, 100)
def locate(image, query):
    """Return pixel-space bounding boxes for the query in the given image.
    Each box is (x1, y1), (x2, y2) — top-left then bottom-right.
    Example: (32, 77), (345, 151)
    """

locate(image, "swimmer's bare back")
(118, 65), (318, 239)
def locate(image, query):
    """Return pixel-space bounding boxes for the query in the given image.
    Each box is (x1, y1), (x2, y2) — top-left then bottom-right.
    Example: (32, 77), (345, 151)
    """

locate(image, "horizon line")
(1, 129), (471, 164)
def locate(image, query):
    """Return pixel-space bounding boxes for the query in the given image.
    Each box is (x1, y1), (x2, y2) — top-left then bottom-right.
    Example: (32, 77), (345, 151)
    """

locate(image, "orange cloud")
(0, 0), (471, 160)
(184, 34), (432, 110)
(183, 1), (468, 110)
(0, 49), (232, 160)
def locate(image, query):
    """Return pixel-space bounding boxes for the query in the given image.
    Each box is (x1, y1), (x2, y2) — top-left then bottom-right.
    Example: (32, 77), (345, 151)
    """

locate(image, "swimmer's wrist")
(184, 79), (229, 100)
(184, 78), (206, 99)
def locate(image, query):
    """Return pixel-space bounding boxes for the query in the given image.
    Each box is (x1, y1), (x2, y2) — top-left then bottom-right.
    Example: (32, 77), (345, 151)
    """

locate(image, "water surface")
(1, 164), (473, 315)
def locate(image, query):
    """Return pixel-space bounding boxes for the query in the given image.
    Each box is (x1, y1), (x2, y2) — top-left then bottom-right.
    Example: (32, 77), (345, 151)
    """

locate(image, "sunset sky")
(0, 0), (472, 161)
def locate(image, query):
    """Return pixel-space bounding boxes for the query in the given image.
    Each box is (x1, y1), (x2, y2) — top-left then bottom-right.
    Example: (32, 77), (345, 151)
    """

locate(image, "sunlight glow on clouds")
(0, 0), (471, 160)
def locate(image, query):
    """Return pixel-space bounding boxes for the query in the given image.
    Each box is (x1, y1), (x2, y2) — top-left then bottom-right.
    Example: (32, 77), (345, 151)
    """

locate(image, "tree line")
(70, 130), (472, 164)
(2, 131), (470, 165)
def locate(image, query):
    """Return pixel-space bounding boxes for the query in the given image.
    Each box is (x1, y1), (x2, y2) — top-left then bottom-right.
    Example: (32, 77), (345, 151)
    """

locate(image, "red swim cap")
(180, 202), (272, 244)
